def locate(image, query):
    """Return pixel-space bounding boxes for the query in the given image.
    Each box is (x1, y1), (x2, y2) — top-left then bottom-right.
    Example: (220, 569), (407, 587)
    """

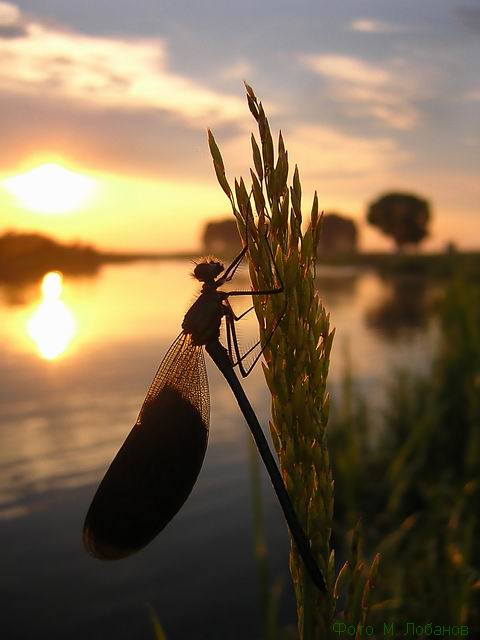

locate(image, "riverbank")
(1, 230), (479, 284)
(0, 231), (191, 283)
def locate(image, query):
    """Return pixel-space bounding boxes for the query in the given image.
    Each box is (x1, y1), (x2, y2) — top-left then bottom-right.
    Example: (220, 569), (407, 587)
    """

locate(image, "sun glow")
(27, 272), (76, 360)
(3, 163), (95, 214)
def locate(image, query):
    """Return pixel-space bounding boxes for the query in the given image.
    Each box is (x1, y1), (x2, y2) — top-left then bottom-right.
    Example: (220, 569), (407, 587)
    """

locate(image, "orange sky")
(0, 1), (478, 252)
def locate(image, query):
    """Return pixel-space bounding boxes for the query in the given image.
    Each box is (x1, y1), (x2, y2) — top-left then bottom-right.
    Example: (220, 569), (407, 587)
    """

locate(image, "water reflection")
(0, 260), (443, 640)
(27, 272), (76, 360)
(0, 261), (436, 521)
(316, 266), (359, 304)
(365, 275), (431, 338)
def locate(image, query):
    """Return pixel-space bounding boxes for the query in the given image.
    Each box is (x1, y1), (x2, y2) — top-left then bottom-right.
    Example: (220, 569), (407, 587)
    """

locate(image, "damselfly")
(83, 237), (326, 593)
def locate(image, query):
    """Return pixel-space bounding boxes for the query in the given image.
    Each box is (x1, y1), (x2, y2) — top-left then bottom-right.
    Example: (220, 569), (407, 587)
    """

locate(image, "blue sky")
(0, 0), (478, 251)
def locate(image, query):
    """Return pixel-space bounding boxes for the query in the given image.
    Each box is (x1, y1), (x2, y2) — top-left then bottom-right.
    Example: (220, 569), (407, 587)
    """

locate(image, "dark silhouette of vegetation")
(329, 278), (480, 629)
(202, 218), (241, 256)
(318, 212), (358, 254)
(0, 231), (168, 284)
(367, 192), (431, 252)
(3, 230), (479, 292)
(0, 232), (102, 282)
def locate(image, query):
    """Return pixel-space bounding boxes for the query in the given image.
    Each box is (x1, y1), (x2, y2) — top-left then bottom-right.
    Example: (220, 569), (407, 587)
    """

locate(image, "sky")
(0, 0), (478, 252)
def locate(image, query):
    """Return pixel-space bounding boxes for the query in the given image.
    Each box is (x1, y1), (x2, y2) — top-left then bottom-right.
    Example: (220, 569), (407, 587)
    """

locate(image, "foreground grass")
(209, 84), (378, 639)
(329, 277), (480, 633)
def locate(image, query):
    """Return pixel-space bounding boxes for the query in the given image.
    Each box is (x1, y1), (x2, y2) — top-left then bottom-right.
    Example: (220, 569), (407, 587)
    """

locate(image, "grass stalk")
(209, 84), (335, 637)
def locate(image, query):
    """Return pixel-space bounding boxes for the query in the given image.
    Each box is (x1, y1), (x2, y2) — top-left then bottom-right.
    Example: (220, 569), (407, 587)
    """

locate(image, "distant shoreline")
(1, 230), (479, 284)
(0, 231), (198, 284)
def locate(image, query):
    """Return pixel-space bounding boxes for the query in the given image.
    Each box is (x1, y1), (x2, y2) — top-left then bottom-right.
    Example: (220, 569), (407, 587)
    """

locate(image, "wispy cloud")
(221, 121), (407, 190)
(0, 1), (26, 37)
(454, 6), (480, 33)
(301, 54), (419, 130)
(304, 55), (390, 87)
(0, 5), (246, 126)
(464, 136), (479, 148)
(288, 124), (408, 178)
(347, 18), (407, 34)
(0, 1), (19, 25)
(464, 88), (480, 101)
(219, 60), (253, 81)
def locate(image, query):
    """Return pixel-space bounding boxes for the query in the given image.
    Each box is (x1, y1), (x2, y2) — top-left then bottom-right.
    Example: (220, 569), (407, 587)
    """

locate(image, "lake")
(0, 260), (438, 639)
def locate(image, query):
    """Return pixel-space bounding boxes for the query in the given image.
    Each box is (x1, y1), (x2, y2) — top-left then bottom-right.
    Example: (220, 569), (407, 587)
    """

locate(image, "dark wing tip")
(82, 521), (137, 561)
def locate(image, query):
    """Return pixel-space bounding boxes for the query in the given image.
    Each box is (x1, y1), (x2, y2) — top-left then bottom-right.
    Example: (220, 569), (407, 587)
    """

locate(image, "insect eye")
(193, 261), (224, 281)
(210, 261), (224, 277)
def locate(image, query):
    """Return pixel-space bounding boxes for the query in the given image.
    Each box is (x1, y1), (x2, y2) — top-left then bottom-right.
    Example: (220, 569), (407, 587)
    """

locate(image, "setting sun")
(3, 163), (95, 214)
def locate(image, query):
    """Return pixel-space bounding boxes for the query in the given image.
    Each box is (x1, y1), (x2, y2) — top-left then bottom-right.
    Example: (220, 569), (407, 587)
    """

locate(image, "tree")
(367, 192), (431, 251)
(202, 218), (241, 255)
(318, 212), (358, 254)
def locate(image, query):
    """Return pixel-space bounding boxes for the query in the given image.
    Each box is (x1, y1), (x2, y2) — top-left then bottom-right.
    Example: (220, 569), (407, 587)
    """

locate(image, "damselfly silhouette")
(83, 236), (326, 593)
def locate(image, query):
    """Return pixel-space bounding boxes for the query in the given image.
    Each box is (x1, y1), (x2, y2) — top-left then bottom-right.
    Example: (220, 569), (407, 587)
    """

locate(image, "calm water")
(0, 261), (437, 639)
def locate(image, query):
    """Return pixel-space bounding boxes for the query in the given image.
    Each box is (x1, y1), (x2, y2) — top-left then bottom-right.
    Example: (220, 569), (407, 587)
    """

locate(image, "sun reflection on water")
(27, 271), (76, 360)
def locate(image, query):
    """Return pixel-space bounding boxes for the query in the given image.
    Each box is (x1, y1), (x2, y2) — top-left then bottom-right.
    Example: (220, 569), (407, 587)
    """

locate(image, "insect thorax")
(182, 290), (224, 346)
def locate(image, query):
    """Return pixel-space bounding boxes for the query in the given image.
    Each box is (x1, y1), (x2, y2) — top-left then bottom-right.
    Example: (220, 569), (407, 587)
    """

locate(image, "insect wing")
(83, 332), (210, 560)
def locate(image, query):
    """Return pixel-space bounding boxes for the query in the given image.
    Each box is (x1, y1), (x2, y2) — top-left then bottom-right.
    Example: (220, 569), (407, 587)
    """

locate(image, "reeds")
(328, 278), (480, 630)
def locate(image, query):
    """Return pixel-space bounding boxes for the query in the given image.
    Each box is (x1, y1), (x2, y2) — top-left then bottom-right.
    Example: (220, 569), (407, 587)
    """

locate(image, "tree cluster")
(202, 192), (432, 255)
(367, 192), (431, 251)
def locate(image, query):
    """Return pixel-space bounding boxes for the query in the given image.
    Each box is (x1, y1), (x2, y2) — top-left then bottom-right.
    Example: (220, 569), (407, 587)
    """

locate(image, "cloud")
(347, 18), (407, 34)
(220, 122), (408, 200)
(0, 1), (27, 37)
(219, 60), (253, 81)
(0, 10), (247, 126)
(464, 137), (479, 147)
(454, 6), (480, 33)
(305, 55), (390, 87)
(300, 54), (419, 130)
(0, 91), (225, 179)
(0, 1), (19, 25)
(464, 88), (480, 101)
(287, 124), (408, 178)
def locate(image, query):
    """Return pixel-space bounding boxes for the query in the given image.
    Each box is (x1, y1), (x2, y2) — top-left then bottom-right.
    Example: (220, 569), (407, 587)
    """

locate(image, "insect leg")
(226, 302), (287, 377)
(226, 228), (284, 297)
(221, 245), (248, 282)
(223, 231), (287, 375)
(231, 305), (255, 321)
